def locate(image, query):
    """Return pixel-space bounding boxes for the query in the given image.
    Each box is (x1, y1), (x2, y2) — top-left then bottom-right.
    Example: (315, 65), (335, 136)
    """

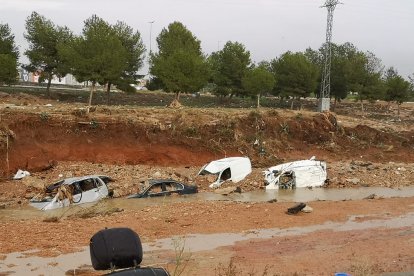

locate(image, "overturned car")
(198, 157), (252, 188)
(264, 157), (327, 189)
(30, 175), (113, 210)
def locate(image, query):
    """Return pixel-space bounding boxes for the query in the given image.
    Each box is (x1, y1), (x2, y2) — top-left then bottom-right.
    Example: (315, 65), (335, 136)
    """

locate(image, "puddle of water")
(146, 212), (414, 252)
(2, 187), (414, 221)
(0, 249), (91, 276)
(2, 212), (413, 275)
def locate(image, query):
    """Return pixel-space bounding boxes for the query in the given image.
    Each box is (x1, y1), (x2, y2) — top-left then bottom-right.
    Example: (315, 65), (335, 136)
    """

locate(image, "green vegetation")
(270, 51), (319, 109)
(150, 21), (209, 103)
(24, 12), (73, 95)
(0, 23), (19, 85)
(384, 67), (412, 116)
(209, 41), (251, 98)
(242, 66), (275, 108)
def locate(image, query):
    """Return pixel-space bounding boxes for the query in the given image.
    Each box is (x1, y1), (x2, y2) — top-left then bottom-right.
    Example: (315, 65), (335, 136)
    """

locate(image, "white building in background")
(18, 68), (85, 86)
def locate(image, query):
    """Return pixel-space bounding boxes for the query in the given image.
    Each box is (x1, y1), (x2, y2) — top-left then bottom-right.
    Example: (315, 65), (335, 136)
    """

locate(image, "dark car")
(127, 179), (198, 198)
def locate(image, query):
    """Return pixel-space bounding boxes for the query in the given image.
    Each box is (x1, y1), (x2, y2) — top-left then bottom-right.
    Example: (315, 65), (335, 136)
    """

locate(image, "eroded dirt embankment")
(1, 107), (413, 176)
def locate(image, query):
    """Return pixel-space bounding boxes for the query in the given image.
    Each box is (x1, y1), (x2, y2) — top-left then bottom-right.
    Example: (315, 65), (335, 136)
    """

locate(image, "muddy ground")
(0, 90), (413, 275)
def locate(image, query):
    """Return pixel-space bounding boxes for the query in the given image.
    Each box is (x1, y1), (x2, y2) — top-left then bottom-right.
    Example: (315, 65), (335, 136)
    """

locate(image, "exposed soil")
(0, 91), (413, 275)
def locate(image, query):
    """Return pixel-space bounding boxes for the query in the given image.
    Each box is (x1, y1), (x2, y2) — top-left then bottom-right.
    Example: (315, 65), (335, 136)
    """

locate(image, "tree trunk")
(397, 103), (401, 118)
(257, 93), (260, 108)
(290, 99), (294, 110)
(87, 82), (95, 115)
(360, 99), (364, 113)
(175, 91), (181, 101)
(106, 83), (111, 105)
(46, 75), (52, 97)
(333, 97), (337, 112)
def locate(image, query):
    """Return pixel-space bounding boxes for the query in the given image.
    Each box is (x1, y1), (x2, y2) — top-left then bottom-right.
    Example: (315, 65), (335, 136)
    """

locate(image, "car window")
(79, 178), (96, 192)
(148, 183), (163, 194)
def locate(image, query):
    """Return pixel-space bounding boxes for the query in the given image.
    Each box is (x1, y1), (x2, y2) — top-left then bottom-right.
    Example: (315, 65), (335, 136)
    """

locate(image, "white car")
(30, 175), (112, 210)
(264, 157), (328, 189)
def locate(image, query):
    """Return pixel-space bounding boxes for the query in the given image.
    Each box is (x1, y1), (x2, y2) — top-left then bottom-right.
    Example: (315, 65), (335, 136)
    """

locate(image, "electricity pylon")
(319, 0), (342, 112)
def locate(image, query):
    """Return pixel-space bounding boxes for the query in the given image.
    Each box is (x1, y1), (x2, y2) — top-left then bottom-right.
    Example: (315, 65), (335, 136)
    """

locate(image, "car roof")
(62, 175), (108, 185)
(149, 179), (182, 185)
(46, 175), (109, 191)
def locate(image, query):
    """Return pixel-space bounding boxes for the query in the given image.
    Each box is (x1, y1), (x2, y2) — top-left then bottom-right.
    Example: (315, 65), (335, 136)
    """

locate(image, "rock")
(173, 169), (192, 181)
(267, 198), (277, 203)
(214, 186), (242, 195)
(153, 171), (162, 178)
(301, 205), (313, 213)
(346, 178), (360, 185)
(364, 194), (378, 200)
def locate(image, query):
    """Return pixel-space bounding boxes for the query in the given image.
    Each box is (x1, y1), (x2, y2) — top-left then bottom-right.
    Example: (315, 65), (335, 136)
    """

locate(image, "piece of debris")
(301, 205), (313, 213)
(43, 216), (60, 223)
(76, 207), (124, 219)
(29, 175), (113, 211)
(264, 156), (327, 189)
(286, 202), (306, 215)
(168, 99), (182, 108)
(152, 171), (162, 178)
(214, 186), (242, 195)
(346, 178), (360, 185)
(364, 193), (379, 200)
(198, 157), (252, 188)
(267, 198), (277, 203)
(13, 169), (31, 180)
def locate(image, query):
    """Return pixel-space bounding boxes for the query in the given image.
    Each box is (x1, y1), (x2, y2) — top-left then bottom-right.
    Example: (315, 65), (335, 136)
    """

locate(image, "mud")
(0, 92), (414, 275)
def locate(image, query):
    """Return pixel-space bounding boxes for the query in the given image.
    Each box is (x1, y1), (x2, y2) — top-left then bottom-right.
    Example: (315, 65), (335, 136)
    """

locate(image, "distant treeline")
(0, 13), (413, 111)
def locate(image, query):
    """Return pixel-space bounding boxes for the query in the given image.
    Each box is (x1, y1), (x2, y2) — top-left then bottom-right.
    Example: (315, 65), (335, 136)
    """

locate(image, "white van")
(198, 157), (252, 188)
(264, 157), (327, 189)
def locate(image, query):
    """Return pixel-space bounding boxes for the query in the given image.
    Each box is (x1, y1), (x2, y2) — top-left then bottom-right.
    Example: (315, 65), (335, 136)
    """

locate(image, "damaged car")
(264, 156), (328, 189)
(30, 175), (113, 210)
(198, 157), (252, 188)
(127, 179), (198, 198)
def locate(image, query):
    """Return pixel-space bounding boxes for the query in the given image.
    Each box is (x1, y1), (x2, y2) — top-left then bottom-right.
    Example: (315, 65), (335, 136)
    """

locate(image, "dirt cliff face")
(1, 105), (413, 176)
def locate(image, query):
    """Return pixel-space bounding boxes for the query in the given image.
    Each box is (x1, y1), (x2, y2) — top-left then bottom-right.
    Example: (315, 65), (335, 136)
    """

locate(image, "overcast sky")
(1, 0), (413, 77)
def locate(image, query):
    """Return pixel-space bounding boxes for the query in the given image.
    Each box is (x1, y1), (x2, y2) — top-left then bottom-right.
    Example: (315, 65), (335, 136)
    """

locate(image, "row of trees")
(0, 14), (413, 111)
(150, 22), (413, 111)
(1, 12), (146, 112)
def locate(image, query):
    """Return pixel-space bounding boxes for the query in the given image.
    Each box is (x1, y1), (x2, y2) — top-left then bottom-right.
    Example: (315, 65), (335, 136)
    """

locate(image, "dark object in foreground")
(90, 227), (170, 275)
(128, 179), (198, 198)
(90, 228), (143, 270)
(286, 202), (306, 215)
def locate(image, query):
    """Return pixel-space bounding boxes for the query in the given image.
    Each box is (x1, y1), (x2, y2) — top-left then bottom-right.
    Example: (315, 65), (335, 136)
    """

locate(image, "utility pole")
(148, 21), (155, 82)
(148, 21), (155, 55)
(319, 0), (342, 112)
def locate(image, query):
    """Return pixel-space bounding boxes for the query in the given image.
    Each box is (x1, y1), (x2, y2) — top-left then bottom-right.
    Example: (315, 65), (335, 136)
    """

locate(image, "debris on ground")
(286, 202), (306, 215)
(13, 169), (30, 180)
(214, 186), (242, 195)
(363, 194), (383, 200)
(301, 205), (313, 213)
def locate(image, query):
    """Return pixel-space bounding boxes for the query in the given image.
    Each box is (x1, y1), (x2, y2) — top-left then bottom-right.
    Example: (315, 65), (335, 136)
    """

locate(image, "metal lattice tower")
(319, 0), (341, 112)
